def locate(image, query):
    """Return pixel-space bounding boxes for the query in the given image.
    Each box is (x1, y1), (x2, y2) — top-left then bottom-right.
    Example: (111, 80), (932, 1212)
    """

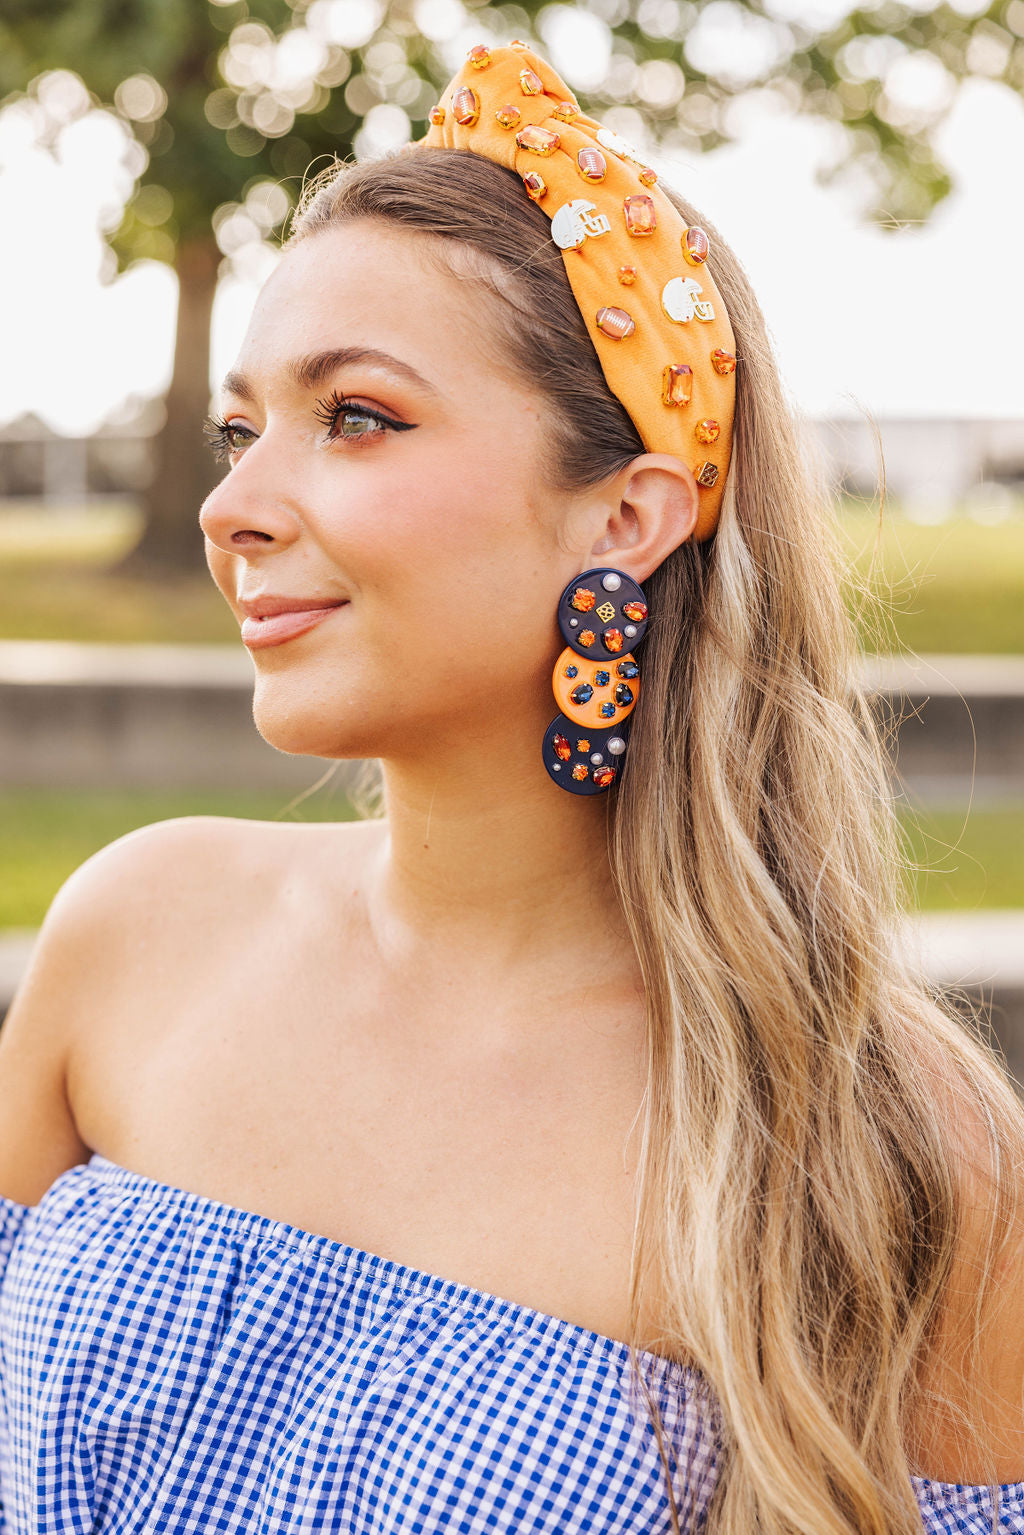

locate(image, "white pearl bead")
(601, 572), (621, 591)
(624, 624), (637, 637)
(590, 753), (604, 765)
(608, 737), (626, 755)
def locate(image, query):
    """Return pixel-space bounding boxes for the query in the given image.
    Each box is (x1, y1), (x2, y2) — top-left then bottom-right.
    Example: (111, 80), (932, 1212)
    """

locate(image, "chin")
(251, 681), (379, 762)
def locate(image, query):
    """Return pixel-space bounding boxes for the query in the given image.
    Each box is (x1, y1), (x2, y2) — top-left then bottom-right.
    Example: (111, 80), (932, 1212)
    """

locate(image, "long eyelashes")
(203, 415), (253, 462)
(311, 389), (416, 439)
(202, 391), (417, 462)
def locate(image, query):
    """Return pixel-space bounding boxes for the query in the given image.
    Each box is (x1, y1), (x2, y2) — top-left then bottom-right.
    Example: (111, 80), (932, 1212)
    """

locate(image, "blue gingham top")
(0, 1156), (1021, 1533)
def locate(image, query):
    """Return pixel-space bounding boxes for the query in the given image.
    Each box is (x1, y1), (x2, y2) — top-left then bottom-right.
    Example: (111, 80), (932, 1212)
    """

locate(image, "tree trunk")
(121, 235), (223, 574)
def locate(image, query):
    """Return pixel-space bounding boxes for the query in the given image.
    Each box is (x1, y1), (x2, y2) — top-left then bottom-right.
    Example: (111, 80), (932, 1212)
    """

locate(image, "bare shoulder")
(0, 815), (380, 1204)
(905, 1033), (1024, 1481)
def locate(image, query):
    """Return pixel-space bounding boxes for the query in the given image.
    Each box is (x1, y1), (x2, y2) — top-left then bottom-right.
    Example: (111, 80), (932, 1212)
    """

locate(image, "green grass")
(0, 500), (236, 644)
(0, 789), (1020, 931)
(839, 507), (1024, 656)
(0, 787), (357, 929)
(1, 499), (1023, 653)
(900, 805), (1024, 911)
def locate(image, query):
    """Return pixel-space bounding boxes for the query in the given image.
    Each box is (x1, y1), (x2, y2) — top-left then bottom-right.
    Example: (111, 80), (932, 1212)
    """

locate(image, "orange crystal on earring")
(553, 100), (578, 120)
(593, 765), (617, 787)
(578, 629), (596, 647)
(696, 419), (721, 445)
(516, 124), (560, 155)
(682, 226), (710, 265)
(495, 104), (521, 129)
(622, 601), (647, 622)
(553, 733), (571, 761)
(572, 763), (589, 781)
(662, 363), (693, 406)
(467, 43), (491, 67)
(623, 194), (656, 236)
(521, 171), (547, 199)
(571, 587), (596, 612)
(711, 347), (737, 375)
(576, 738), (590, 752)
(519, 67), (544, 94)
(577, 146), (607, 181)
(428, 105), (446, 126)
(638, 166), (657, 187)
(595, 306), (636, 340)
(452, 87), (479, 125)
(696, 461), (720, 487)
(618, 265), (637, 285)
(603, 629), (625, 653)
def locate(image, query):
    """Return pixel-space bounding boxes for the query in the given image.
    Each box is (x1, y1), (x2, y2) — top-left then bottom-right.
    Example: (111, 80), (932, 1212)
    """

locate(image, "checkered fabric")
(0, 1156), (1020, 1533)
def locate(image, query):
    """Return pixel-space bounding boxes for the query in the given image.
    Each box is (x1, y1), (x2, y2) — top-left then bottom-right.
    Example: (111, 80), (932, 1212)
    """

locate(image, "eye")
(312, 389), (417, 444)
(203, 415), (257, 463)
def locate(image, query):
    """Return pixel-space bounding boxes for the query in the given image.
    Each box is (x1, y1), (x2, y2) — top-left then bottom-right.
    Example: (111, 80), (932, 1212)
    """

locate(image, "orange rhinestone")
(593, 765), (616, 787)
(577, 146), (607, 182)
(572, 763), (589, 781)
(495, 104), (521, 129)
(638, 165), (657, 187)
(519, 67), (544, 94)
(695, 461), (720, 488)
(576, 738), (591, 752)
(578, 629), (596, 647)
(516, 124), (560, 155)
(451, 87), (479, 126)
(467, 43), (491, 68)
(696, 419), (721, 445)
(682, 226), (710, 265)
(623, 193), (657, 236)
(618, 265), (637, 285)
(553, 100), (579, 121)
(521, 171), (547, 200)
(661, 364), (693, 406)
(595, 306), (636, 340)
(711, 347), (737, 375)
(428, 104), (445, 126)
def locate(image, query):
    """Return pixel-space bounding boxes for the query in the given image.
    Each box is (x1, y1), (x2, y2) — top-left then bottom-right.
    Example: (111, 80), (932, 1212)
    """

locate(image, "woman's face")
(200, 219), (588, 763)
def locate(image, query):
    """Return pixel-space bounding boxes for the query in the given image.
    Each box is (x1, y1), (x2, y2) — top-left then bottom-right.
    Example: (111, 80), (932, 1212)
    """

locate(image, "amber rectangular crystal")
(662, 364), (693, 406)
(623, 194), (657, 236)
(515, 124), (561, 155)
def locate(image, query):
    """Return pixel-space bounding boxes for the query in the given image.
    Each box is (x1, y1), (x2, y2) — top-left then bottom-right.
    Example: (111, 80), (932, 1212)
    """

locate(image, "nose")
(198, 460), (302, 555)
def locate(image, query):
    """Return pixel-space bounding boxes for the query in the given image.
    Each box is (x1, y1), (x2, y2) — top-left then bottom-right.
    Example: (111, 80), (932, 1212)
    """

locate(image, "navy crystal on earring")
(543, 566), (649, 795)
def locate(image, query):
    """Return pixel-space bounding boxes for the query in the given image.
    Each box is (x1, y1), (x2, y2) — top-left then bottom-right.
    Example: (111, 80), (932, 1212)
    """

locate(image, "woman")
(0, 40), (1021, 1535)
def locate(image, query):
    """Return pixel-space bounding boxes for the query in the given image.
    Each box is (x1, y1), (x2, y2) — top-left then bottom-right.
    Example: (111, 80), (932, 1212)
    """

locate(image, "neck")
(366, 728), (632, 976)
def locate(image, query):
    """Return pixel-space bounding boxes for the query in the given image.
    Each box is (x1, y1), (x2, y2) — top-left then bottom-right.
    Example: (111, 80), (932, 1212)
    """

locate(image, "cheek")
(204, 542), (237, 605)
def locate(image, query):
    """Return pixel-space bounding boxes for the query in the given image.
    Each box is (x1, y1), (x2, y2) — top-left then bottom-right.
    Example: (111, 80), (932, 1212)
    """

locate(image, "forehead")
(232, 221), (504, 397)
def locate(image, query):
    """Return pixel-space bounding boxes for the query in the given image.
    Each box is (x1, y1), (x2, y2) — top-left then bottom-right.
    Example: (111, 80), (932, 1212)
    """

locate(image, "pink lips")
(239, 601), (348, 649)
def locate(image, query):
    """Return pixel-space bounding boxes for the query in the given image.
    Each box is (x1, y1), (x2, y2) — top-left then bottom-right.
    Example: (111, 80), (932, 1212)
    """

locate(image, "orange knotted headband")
(418, 41), (736, 542)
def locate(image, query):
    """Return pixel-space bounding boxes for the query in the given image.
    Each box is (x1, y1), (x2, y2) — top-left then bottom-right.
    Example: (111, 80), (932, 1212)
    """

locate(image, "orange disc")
(551, 646), (639, 730)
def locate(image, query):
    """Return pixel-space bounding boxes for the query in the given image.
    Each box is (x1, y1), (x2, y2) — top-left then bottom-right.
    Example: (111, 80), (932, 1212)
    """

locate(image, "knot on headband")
(418, 41), (736, 542)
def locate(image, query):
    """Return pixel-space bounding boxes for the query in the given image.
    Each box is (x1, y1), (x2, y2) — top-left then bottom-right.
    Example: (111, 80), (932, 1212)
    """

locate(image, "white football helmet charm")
(660, 275), (716, 323)
(550, 199), (613, 250)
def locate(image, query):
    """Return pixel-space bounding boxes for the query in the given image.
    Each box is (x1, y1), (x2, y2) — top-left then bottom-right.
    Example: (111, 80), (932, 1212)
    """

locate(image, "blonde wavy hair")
(287, 148), (1024, 1534)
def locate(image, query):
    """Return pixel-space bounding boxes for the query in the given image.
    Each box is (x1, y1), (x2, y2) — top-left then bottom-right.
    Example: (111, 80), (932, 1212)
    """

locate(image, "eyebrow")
(220, 346), (440, 403)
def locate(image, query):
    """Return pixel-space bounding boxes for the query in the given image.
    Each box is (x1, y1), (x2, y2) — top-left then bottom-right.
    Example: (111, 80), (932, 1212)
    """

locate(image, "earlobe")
(589, 453), (700, 584)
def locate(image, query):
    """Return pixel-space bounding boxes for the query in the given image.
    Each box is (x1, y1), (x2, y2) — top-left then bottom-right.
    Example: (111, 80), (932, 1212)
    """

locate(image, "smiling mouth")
(240, 602), (349, 650)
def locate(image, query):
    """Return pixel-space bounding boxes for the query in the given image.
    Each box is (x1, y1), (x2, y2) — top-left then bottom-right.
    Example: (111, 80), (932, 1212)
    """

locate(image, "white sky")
(0, 46), (1021, 436)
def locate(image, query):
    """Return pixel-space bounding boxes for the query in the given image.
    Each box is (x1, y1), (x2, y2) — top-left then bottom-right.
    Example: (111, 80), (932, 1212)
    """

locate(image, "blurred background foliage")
(2, 0), (1023, 568)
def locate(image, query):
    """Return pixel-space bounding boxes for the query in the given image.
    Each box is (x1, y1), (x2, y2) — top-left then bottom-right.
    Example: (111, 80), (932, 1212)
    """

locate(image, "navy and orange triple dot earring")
(542, 567), (649, 794)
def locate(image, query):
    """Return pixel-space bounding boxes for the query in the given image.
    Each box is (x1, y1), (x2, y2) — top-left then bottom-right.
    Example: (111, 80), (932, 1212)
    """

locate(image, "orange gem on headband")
(419, 42), (736, 542)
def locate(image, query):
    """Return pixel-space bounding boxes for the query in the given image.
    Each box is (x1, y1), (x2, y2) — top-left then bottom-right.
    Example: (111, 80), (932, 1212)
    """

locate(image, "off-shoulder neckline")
(4, 1154), (1023, 1501)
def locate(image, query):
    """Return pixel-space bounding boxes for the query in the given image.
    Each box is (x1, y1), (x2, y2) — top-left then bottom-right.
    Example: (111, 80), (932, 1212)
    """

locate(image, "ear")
(587, 454), (700, 583)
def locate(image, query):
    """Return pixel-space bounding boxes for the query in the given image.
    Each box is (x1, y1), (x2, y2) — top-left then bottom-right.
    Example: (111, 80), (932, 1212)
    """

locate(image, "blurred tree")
(1, 0), (1022, 569)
